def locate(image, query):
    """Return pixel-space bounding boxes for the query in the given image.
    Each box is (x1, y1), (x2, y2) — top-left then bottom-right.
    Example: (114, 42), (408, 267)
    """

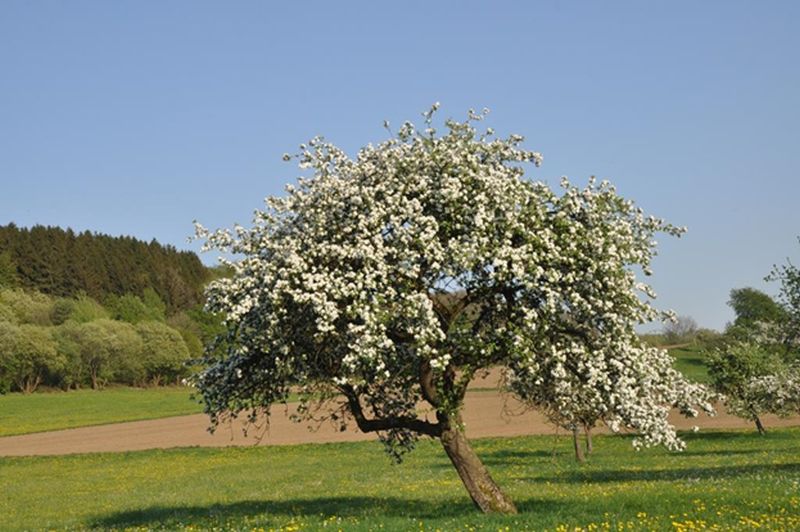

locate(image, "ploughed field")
(0, 347), (709, 438)
(1, 429), (798, 531)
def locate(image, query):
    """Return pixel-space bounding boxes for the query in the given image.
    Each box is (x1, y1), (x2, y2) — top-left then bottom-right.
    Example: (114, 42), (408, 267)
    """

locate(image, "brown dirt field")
(1, 390), (797, 457)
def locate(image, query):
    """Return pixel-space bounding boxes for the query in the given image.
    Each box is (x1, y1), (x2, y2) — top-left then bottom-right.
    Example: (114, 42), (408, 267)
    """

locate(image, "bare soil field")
(1, 389), (797, 457)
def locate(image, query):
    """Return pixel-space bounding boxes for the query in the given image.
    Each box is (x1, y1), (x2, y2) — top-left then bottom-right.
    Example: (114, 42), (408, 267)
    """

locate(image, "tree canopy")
(194, 106), (713, 513)
(727, 287), (787, 337)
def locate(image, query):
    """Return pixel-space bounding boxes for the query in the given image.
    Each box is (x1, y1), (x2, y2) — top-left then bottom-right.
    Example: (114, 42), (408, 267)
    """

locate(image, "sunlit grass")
(1, 428), (797, 530)
(671, 345), (711, 383)
(0, 386), (201, 436)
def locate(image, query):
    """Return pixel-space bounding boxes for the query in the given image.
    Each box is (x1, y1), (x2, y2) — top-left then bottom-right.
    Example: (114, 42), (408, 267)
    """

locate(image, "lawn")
(1, 428), (798, 530)
(0, 386), (202, 437)
(669, 345), (711, 383)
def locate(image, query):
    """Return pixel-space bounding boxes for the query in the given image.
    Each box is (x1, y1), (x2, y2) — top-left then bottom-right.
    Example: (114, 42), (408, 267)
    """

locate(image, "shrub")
(0, 323), (64, 393)
(0, 289), (54, 326)
(136, 321), (189, 385)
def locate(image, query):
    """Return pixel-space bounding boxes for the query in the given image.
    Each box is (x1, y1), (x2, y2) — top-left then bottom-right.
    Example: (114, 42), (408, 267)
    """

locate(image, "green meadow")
(1, 428), (798, 531)
(0, 386), (201, 436)
(669, 345), (711, 384)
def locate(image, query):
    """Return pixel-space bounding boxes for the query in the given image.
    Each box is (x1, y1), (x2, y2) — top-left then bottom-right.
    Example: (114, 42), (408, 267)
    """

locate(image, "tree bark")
(754, 415), (766, 435)
(440, 425), (517, 514)
(341, 365), (517, 514)
(20, 374), (41, 394)
(584, 425), (593, 455)
(572, 425), (585, 463)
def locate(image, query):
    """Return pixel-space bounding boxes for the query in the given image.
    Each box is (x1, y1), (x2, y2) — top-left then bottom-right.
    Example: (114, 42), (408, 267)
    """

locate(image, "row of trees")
(0, 319), (188, 393)
(0, 224), (210, 313)
(0, 287), (222, 393)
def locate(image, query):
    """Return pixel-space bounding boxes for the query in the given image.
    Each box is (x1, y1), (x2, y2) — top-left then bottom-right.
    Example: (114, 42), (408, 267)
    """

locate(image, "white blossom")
(193, 106), (712, 459)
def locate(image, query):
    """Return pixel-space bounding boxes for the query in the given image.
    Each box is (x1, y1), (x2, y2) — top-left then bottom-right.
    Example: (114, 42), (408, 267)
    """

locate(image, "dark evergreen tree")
(0, 224), (210, 314)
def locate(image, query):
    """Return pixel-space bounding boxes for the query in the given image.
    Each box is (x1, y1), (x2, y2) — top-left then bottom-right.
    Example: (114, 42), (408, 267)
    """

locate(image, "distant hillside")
(0, 224), (210, 313)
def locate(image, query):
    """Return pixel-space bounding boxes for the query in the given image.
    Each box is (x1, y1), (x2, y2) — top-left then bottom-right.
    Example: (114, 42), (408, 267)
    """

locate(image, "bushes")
(70, 294), (110, 323)
(107, 293), (164, 324)
(136, 321), (190, 385)
(0, 288), (201, 393)
(0, 289), (54, 326)
(54, 320), (144, 389)
(0, 323), (65, 393)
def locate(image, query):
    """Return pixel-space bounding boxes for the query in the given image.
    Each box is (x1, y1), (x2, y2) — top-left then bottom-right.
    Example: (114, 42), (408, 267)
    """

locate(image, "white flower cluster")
(193, 106), (712, 454)
(739, 364), (800, 418)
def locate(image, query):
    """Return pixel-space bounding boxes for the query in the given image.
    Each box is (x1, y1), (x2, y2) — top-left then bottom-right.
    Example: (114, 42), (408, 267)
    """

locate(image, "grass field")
(669, 345), (711, 383)
(1, 428), (798, 531)
(0, 386), (201, 437)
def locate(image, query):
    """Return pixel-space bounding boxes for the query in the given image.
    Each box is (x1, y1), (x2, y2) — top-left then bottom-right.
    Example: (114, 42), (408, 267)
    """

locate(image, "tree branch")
(340, 385), (442, 438)
(419, 360), (441, 408)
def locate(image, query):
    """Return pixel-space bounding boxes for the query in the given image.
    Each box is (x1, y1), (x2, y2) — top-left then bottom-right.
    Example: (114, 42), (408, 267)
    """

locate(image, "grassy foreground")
(1, 429), (798, 531)
(0, 386), (201, 436)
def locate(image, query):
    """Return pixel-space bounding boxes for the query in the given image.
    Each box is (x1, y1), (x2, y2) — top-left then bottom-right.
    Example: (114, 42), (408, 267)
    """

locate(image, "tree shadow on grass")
(527, 461), (800, 484)
(681, 448), (763, 457)
(472, 448), (557, 464)
(88, 496), (565, 529)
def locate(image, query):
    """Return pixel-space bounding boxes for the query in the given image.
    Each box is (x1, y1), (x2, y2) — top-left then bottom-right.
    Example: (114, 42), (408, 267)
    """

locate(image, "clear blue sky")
(1, 1), (798, 331)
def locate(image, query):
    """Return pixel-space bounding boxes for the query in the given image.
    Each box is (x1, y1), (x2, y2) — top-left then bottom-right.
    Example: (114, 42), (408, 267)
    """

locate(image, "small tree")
(0, 289), (54, 326)
(0, 323), (64, 393)
(662, 315), (699, 344)
(194, 107), (712, 513)
(50, 298), (75, 326)
(137, 321), (189, 385)
(725, 288), (788, 347)
(706, 341), (784, 434)
(0, 322), (16, 392)
(767, 238), (800, 355)
(728, 288), (788, 331)
(746, 364), (800, 417)
(108, 293), (164, 324)
(53, 321), (84, 389)
(70, 293), (110, 323)
(510, 336), (714, 461)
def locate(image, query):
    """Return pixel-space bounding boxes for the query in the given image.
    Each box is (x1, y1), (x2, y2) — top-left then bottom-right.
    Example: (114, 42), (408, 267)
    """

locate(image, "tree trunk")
(440, 426), (517, 514)
(21, 374), (41, 394)
(754, 416), (766, 435)
(572, 425), (585, 463)
(584, 425), (593, 455)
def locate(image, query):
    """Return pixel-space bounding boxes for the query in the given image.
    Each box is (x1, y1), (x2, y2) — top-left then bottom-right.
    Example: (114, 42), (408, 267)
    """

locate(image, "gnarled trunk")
(440, 425), (517, 514)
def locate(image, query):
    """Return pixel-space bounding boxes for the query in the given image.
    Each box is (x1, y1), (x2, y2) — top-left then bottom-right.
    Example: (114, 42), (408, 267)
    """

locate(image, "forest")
(0, 224), (223, 393)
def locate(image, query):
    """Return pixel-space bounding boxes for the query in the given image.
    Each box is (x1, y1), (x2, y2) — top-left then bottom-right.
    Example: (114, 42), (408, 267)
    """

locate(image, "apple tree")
(193, 106), (711, 513)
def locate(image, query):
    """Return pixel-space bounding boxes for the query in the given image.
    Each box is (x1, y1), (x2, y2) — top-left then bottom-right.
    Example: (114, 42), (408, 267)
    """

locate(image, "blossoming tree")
(708, 241), (800, 433)
(193, 106), (712, 513)
(503, 179), (716, 460)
